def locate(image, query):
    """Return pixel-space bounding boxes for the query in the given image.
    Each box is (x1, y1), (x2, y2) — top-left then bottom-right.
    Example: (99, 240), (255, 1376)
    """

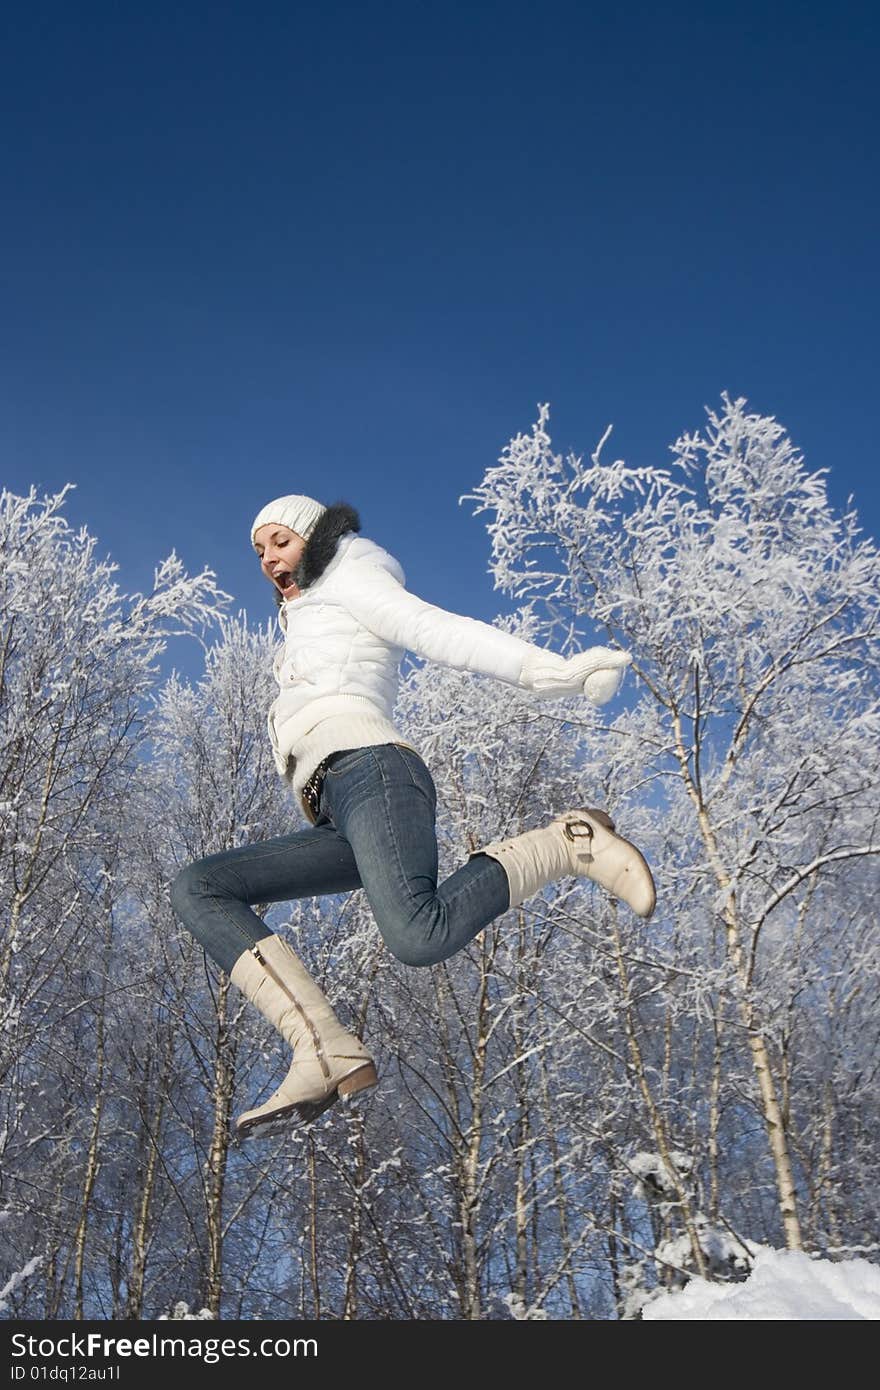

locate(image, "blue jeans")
(170, 743), (510, 975)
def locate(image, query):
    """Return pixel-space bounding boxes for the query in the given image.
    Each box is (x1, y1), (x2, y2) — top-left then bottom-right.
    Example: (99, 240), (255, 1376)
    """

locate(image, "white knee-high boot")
(229, 934), (377, 1139)
(470, 807), (656, 918)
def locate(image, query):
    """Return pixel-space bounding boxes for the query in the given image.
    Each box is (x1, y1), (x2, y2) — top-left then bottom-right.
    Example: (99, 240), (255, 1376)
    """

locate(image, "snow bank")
(642, 1249), (880, 1320)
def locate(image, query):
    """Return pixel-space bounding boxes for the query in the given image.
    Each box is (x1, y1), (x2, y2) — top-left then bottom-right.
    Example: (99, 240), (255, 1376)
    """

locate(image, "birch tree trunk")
(611, 910), (708, 1277)
(670, 705), (804, 1250)
(72, 864), (115, 1319)
(125, 1025), (175, 1319)
(204, 973), (236, 1315)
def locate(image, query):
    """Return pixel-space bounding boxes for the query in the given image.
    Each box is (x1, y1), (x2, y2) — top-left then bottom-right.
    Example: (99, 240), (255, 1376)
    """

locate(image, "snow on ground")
(642, 1249), (880, 1320)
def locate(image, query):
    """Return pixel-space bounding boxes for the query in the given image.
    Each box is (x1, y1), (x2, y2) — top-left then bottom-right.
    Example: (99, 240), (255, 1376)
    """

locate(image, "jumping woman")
(171, 494), (656, 1140)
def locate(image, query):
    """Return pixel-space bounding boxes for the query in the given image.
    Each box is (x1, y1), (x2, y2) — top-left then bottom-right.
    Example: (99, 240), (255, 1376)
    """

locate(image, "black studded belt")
(302, 756), (333, 821)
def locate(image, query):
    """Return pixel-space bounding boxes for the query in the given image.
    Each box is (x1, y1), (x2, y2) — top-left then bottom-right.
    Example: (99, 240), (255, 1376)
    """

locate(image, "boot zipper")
(250, 943), (333, 1080)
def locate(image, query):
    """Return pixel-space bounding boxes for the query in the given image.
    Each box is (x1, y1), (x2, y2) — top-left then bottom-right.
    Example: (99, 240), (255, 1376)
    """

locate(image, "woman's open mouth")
(274, 570), (297, 596)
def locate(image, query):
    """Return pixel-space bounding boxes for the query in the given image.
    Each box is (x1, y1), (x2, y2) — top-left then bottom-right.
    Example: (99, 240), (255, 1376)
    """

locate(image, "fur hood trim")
(273, 501), (361, 607)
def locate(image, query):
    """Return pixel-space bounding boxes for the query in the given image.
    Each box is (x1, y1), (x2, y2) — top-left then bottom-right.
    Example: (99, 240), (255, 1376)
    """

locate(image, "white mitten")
(519, 646), (632, 705)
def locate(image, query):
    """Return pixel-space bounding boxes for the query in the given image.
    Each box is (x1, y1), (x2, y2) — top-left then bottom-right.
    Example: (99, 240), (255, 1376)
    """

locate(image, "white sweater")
(268, 532), (536, 822)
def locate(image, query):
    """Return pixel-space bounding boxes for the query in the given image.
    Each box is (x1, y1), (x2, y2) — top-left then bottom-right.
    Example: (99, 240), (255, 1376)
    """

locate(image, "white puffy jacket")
(268, 532), (630, 821)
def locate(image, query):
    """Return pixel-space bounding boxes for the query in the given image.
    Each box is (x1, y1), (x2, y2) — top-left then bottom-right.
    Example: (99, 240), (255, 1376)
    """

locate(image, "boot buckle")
(563, 818), (594, 842)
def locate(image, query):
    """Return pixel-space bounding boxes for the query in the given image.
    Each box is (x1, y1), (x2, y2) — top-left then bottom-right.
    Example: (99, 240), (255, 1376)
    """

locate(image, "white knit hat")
(250, 494), (326, 549)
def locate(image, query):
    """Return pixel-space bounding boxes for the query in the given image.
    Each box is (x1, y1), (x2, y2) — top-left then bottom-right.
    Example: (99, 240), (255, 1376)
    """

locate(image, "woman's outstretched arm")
(336, 553), (630, 703)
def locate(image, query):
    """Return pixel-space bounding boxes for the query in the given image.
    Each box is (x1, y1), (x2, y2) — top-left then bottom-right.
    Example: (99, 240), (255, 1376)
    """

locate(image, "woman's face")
(253, 522), (307, 600)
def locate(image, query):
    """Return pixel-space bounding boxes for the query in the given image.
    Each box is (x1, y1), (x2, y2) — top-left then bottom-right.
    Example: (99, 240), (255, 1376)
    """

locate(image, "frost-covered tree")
(0, 484), (231, 1316)
(460, 394), (880, 1258)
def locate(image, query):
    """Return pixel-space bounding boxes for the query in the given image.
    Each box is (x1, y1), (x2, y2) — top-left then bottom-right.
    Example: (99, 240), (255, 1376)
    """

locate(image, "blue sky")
(3, 1), (878, 686)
